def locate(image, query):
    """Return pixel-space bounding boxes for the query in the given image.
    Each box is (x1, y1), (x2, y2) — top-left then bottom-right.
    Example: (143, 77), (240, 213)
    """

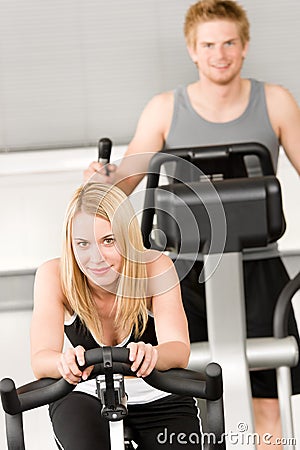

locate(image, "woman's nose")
(89, 243), (104, 263)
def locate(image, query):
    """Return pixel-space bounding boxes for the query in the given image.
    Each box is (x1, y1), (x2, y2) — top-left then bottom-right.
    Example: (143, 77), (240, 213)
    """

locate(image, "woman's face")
(72, 211), (123, 290)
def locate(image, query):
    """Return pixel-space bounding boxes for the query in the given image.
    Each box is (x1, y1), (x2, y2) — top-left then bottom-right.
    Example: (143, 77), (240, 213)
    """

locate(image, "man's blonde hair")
(184, 0), (250, 49)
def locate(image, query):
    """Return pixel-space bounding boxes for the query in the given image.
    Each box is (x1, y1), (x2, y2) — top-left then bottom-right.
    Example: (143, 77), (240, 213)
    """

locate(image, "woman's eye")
(77, 241), (89, 248)
(103, 237), (115, 246)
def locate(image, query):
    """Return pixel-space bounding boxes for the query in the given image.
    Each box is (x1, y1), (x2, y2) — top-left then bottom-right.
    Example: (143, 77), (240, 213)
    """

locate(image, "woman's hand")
(127, 342), (158, 378)
(57, 345), (94, 385)
(83, 161), (116, 183)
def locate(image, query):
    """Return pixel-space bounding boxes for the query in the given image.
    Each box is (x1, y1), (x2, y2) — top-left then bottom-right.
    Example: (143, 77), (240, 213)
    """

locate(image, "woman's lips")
(88, 266), (111, 276)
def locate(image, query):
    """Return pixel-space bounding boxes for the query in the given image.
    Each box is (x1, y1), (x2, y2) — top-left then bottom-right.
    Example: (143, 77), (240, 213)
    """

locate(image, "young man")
(84, 1), (300, 447)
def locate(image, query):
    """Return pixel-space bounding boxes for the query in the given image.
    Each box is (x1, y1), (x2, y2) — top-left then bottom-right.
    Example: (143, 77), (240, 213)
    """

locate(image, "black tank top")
(64, 313), (158, 349)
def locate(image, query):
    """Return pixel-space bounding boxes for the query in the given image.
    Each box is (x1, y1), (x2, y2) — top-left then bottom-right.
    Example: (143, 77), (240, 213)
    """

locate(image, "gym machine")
(141, 143), (299, 449)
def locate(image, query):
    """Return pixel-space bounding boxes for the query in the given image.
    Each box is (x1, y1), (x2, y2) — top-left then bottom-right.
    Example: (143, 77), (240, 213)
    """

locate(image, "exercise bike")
(1, 346), (225, 449)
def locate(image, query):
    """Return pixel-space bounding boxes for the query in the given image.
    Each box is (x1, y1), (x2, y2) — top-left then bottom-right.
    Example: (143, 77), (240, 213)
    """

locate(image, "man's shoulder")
(141, 90), (175, 126)
(264, 82), (297, 108)
(264, 82), (291, 98)
(242, 77), (294, 104)
(263, 82), (299, 133)
(149, 89), (174, 108)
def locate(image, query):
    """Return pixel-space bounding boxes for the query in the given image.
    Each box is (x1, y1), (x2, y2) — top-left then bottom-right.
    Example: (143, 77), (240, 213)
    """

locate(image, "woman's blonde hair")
(184, 0), (250, 49)
(60, 183), (148, 343)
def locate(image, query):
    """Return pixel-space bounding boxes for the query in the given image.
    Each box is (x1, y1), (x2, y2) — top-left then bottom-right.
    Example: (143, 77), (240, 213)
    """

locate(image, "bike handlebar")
(1, 347), (222, 415)
(0, 347), (225, 450)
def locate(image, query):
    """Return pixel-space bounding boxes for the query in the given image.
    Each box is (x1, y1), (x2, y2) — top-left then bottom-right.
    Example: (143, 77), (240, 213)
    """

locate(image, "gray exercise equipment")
(141, 143), (299, 450)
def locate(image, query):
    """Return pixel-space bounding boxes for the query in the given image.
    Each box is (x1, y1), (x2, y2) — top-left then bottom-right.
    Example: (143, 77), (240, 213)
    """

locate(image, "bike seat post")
(96, 373), (128, 450)
(96, 374), (127, 421)
(96, 348), (129, 450)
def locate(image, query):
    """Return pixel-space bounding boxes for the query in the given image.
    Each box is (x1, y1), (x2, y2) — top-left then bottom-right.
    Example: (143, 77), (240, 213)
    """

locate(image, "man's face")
(188, 19), (248, 85)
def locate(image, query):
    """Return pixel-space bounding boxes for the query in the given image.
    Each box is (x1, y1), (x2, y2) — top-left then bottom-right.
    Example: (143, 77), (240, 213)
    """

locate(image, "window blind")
(241, 0), (300, 104)
(0, 0), (299, 152)
(0, 0), (195, 151)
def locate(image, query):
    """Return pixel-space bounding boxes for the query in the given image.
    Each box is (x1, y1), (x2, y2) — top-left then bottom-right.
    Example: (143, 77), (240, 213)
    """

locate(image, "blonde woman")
(30, 183), (201, 449)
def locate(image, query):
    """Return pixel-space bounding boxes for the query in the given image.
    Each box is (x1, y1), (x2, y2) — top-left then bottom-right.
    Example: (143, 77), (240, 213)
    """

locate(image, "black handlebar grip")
(0, 378), (22, 415)
(98, 138), (112, 164)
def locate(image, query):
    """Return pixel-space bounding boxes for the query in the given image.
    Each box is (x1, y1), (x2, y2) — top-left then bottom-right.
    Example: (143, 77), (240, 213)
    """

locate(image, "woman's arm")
(150, 252), (190, 369)
(30, 259), (92, 384)
(127, 252), (190, 376)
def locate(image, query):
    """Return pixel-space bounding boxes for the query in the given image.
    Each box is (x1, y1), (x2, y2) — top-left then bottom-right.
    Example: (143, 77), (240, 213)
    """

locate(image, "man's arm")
(83, 91), (174, 195)
(267, 84), (300, 175)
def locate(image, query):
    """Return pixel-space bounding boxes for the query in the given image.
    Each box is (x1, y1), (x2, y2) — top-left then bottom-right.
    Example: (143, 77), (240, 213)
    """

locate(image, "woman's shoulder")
(35, 258), (63, 296)
(144, 251), (179, 297)
(144, 250), (174, 272)
(36, 257), (61, 277)
(33, 258), (68, 311)
(145, 250), (177, 281)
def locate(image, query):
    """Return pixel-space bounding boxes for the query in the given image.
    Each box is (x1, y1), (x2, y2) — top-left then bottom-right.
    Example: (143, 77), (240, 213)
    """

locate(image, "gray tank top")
(163, 78), (280, 262)
(165, 78), (279, 170)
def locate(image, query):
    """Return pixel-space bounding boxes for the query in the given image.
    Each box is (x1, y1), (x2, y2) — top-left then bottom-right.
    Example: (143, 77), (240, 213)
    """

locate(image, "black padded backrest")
(155, 176), (285, 254)
(141, 143), (285, 253)
(163, 142), (275, 181)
